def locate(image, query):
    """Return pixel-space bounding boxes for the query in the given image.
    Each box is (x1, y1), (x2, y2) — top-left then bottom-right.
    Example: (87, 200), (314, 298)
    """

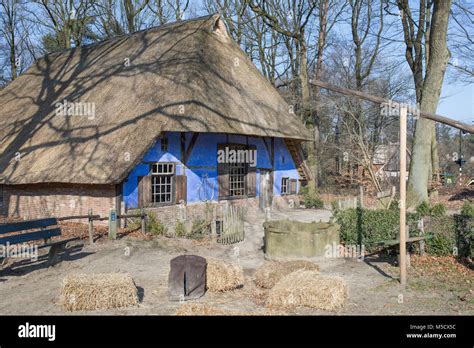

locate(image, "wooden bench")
(367, 235), (427, 267)
(0, 218), (80, 267)
(376, 236), (426, 248)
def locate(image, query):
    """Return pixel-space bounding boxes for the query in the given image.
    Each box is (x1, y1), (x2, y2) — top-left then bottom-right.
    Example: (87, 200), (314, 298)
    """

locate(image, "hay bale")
(206, 258), (244, 292)
(254, 260), (319, 289)
(267, 270), (347, 311)
(175, 303), (233, 315)
(60, 273), (139, 311)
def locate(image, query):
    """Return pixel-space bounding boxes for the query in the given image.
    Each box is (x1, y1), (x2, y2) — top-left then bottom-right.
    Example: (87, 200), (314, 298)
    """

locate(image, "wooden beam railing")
(54, 210), (148, 244)
(309, 79), (474, 134)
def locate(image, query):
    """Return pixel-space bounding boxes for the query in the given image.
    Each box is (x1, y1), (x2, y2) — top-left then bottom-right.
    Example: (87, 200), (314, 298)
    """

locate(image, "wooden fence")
(55, 208), (147, 244)
(217, 205), (245, 245)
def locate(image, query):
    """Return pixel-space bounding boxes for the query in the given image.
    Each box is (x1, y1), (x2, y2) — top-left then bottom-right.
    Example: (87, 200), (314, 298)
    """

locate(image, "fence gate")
(217, 205), (245, 244)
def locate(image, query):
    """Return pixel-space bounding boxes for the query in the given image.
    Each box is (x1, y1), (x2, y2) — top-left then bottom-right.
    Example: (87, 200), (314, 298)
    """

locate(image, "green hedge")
(334, 207), (421, 252)
(423, 216), (457, 256)
(334, 206), (473, 257)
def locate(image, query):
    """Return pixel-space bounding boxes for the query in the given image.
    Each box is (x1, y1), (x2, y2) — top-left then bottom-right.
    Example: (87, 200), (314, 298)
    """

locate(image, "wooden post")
(419, 219), (425, 256)
(141, 208), (146, 234)
(359, 186), (364, 208)
(399, 107), (407, 287)
(88, 208), (94, 245)
(108, 208), (117, 240)
(406, 225), (411, 268)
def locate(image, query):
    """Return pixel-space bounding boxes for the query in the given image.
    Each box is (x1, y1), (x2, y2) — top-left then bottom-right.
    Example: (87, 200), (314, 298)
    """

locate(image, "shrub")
(334, 208), (420, 252)
(335, 206), (472, 257)
(187, 218), (211, 240)
(304, 196), (324, 209)
(424, 216), (457, 256)
(147, 212), (167, 235)
(416, 201), (431, 216)
(430, 203), (446, 217)
(455, 204), (473, 258)
(388, 200), (399, 211)
(300, 186), (324, 209)
(299, 186), (309, 196)
(175, 220), (186, 237)
(461, 201), (474, 218)
(427, 233), (454, 256)
(416, 201), (447, 217)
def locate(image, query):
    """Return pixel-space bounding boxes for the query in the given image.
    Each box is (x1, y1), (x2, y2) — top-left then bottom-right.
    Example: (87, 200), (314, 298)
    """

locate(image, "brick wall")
(2, 183), (117, 220)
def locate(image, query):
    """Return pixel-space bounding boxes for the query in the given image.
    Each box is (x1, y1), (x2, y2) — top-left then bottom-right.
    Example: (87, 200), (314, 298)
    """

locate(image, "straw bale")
(60, 273), (139, 311)
(206, 258), (244, 292)
(254, 260), (319, 289)
(175, 303), (234, 315)
(267, 270), (347, 311)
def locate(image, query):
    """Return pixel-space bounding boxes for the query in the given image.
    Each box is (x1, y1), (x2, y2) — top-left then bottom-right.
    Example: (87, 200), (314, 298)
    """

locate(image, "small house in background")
(0, 15), (311, 228)
(373, 143), (411, 179)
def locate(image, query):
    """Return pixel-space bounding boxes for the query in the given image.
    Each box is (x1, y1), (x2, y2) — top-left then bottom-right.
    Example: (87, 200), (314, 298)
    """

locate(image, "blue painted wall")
(122, 132), (299, 209)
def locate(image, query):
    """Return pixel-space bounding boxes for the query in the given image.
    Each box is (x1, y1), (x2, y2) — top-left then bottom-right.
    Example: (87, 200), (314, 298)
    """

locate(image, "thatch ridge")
(0, 14), (311, 185)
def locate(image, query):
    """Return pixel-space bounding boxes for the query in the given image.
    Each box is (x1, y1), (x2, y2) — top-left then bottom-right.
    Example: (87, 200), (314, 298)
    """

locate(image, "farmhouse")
(0, 14), (311, 226)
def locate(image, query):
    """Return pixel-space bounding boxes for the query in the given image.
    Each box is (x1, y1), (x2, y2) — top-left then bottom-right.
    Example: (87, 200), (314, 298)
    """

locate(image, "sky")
(439, 81), (474, 124)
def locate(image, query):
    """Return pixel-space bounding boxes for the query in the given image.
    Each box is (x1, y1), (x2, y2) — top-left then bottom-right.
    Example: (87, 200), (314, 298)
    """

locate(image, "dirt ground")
(0, 208), (472, 315)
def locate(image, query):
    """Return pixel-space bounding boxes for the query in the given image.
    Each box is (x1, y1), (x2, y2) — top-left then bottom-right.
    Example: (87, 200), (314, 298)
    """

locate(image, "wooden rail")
(54, 210), (148, 244)
(309, 79), (474, 133)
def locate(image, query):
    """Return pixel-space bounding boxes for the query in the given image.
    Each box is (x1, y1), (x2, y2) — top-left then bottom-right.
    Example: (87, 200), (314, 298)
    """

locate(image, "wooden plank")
(399, 107), (407, 287)
(0, 228), (61, 245)
(217, 144), (229, 199)
(0, 218), (57, 234)
(141, 208), (146, 233)
(137, 176), (144, 208)
(419, 219), (426, 256)
(309, 79), (474, 133)
(176, 175), (187, 203)
(184, 133), (199, 165)
(262, 137), (272, 167)
(247, 169), (257, 197)
(57, 215), (100, 221)
(108, 209), (117, 240)
(376, 190), (392, 198)
(271, 137), (275, 169)
(37, 237), (80, 249)
(180, 132), (186, 162)
(143, 175), (152, 206)
(377, 236), (426, 247)
(247, 146), (257, 198)
(289, 179), (297, 194)
(88, 208), (94, 245)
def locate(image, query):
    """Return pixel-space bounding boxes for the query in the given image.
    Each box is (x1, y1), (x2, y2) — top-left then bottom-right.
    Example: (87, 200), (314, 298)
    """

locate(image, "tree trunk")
(299, 32), (317, 190)
(310, 0), (329, 188)
(407, 0), (451, 206)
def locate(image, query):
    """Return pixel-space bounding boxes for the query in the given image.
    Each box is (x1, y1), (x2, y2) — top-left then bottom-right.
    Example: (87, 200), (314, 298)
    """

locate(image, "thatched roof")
(0, 14), (311, 185)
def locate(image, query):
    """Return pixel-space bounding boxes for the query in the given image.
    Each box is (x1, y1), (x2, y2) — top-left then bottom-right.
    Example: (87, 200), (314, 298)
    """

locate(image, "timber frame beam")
(309, 79), (474, 133)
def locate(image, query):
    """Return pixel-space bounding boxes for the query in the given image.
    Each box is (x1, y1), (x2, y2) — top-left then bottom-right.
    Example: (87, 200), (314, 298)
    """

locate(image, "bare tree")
(449, 0), (474, 83)
(0, 0), (36, 83)
(32, 0), (96, 51)
(392, 0), (452, 205)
